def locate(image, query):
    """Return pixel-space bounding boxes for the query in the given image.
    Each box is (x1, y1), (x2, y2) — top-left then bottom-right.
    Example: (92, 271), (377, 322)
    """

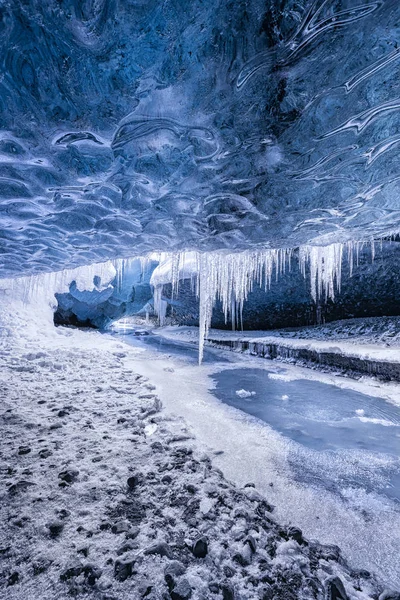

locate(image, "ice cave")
(1, 1), (400, 599)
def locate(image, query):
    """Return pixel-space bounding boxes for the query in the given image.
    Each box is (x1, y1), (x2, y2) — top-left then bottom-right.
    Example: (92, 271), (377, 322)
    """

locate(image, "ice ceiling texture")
(1, 0), (400, 279)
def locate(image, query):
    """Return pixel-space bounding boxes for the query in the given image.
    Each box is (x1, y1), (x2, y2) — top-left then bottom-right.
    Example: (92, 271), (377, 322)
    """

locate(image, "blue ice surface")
(2, 1), (400, 277)
(212, 368), (400, 502)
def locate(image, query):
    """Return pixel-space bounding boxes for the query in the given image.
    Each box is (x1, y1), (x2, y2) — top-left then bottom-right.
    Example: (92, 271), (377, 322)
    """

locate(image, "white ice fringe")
(151, 241), (374, 363)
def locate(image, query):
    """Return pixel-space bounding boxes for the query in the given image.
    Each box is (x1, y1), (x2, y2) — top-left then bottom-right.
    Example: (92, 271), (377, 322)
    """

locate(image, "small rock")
(191, 536), (208, 558)
(38, 448), (52, 459)
(245, 535), (257, 553)
(170, 578), (192, 600)
(117, 542), (135, 556)
(18, 446), (31, 455)
(57, 410), (69, 417)
(111, 521), (130, 535)
(151, 442), (164, 453)
(258, 584), (273, 600)
(83, 564), (102, 586)
(221, 583), (235, 600)
(287, 526), (305, 545)
(114, 558), (135, 582)
(165, 561), (186, 578)
(48, 521), (64, 538)
(144, 542), (173, 559)
(7, 572), (20, 586)
(60, 565), (83, 581)
(223, 565), (235, 578)
(209, 582), (220, 593)
(325, 576), (349, 600)
(58, 469), (79, 484)
(127, 474), (141, 490)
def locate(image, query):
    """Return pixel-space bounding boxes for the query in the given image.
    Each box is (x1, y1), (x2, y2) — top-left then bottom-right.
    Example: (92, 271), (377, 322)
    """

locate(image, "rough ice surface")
(1, 1), (400, 277)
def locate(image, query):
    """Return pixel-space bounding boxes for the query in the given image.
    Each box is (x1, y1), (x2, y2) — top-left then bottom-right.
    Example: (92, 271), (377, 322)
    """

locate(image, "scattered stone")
(48, 520), (64, 538)
(221, 582), (235, 600)
(325, 576), (349, 600)
(258, 584), (273, 599)
(7, 572), (20, 586)
(57, 409), (69, 417)
(127, 474), (141, 490)
(287, 526), (305, 545)
(114, 557), (135, 582)
(32, 557), (52, 575)
(38, 448), (52, 459)
(191, 536), (208, 558)
(8, 480), (35, 495)
(223, 565), (235, 578)
(58, 469), (79, 484)
(151, 441), (164, 452)
(111, 521), (130, 534)
(18, 445), (31, 455)
(165, 561), (186, 578)
(144, 542), (173, 559)
(170, 578), (192, 600)
(245, 534), (257, 553)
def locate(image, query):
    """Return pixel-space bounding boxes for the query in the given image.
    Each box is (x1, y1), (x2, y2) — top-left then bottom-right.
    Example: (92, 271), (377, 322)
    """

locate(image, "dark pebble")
(58, 469), (79, 484)
(57, 410), (69, 417)
(39, 448), (52, 459)
(379, 592), (400, 600)
(325, 576), (349, 600)
(170, 578), (192, 600)
(287, 527), (305, 545)
(165, 561), (186, 578)
(127, 474), (141, 490)
(221, 583), (235, 600)
(144, 542), (173, 559)
(18, 446), (31, 455)
(48, 521), (64, 538)
(151, 442), (164, 453)
(7, 572), (20, 586)
(191, 536), (208, 558)
(114, 558), (135, 582)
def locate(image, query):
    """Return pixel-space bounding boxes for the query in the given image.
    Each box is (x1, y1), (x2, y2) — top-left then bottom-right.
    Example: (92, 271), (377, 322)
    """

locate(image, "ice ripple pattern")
(1, 0), (400, 277)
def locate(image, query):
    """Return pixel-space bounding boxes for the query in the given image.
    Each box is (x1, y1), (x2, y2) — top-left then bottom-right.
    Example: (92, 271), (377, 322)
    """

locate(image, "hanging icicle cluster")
(150, 240), (377, 363)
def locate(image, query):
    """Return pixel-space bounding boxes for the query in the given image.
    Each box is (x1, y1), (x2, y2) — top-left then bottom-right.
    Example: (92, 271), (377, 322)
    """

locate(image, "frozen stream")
(109, 325), (400, 587)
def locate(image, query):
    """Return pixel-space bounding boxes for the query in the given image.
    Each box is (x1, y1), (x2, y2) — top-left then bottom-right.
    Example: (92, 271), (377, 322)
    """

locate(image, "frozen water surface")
(212, 368), (400, 503)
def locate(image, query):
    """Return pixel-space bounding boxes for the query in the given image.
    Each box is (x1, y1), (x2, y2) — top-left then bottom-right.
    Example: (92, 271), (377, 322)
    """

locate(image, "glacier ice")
(1, 1), (400, 278)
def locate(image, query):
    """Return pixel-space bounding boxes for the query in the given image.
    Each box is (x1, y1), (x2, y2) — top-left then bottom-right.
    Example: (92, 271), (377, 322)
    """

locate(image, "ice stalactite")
(150, 240), (378, 363)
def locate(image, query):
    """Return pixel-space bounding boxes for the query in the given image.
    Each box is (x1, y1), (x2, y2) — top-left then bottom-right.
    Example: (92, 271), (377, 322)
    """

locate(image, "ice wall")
(1, 1), (400, 278)
(0, 262), (117, 338)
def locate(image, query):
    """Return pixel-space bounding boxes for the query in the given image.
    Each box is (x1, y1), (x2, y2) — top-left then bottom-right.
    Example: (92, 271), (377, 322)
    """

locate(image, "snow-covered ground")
(1, 282), (399, 598)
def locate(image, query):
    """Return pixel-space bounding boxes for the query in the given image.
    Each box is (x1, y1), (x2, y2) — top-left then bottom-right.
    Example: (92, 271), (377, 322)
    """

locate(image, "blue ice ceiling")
(1, 0), (399, 278)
